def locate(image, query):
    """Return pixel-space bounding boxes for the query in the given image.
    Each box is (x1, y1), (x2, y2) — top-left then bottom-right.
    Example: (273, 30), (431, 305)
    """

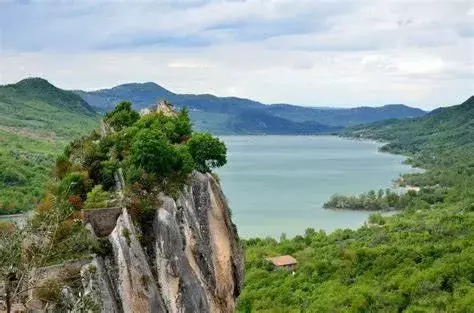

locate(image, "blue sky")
(0, 0), (473, 109)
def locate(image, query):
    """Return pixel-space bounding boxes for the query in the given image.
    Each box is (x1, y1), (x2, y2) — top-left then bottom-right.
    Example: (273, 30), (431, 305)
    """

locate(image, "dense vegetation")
(0, 78), (99, 214)
(0, 101), (227, 310)
(54, 101), (226, 204)
(324, 188), (417, 211)
(75, 82), (425, 134)
(237, 96), (474, 312)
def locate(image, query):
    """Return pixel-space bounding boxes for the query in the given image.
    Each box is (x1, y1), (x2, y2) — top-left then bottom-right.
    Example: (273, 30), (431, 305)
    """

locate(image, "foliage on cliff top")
(56, 101), (226, 200)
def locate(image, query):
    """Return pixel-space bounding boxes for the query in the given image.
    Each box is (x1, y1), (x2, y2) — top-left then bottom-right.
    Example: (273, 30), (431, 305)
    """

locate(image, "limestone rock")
(108, 208), (167, 313)
(65, 172), (242, 313)
(154, 172), (243, 313)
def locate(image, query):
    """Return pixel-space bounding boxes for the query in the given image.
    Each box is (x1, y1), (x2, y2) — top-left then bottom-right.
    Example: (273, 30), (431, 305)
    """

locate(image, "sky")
(0, 0), (473, 109)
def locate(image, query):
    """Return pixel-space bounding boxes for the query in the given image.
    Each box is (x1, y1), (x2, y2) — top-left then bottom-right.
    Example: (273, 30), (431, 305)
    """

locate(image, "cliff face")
(83, 172), (243, 313)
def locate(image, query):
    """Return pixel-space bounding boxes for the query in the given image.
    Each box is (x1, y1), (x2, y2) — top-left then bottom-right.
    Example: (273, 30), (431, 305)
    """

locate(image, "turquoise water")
(216, 136), (420, 239)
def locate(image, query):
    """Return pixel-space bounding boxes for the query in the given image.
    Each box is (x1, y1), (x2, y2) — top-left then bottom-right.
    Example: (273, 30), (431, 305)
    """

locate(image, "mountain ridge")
(73, 81), (426, 134)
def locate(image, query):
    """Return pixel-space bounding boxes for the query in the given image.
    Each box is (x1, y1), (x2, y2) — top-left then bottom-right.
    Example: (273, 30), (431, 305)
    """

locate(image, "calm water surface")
(216, 136), (420, 238)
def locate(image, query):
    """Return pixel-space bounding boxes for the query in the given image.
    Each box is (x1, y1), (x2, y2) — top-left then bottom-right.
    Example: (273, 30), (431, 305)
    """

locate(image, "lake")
(216, 135), (420, 239)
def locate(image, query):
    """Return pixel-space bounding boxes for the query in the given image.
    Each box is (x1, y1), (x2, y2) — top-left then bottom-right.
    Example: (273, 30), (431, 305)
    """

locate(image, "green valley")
(0, 78), (100, 214)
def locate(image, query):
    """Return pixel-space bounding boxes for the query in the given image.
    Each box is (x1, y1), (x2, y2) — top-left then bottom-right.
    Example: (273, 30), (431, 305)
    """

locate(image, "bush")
(0, 167), (27, 186)
(104, 101), (140, 131)
(58, 171), (92, 200)
(130, 128), (180, 176)
(99, 160), (119, 190)
(34, 279), (62, 303)
(368, 213), (385, 225)
(54, 154), (71, 180)
(84, 185), (110, 209)
(186, 132), (227, 173)
(68, 195), (84, 210)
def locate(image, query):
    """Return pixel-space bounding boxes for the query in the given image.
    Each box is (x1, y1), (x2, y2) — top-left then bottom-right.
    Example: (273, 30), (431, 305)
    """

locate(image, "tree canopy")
(104, 101), (140, 131)
(187, 132), (227, 173)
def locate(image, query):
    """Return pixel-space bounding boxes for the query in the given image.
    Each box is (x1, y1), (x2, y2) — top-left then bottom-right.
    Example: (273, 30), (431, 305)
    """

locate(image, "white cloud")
(0, 0), (472, 109)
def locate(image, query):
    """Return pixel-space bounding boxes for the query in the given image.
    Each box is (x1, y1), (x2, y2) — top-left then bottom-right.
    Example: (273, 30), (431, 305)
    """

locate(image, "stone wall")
(28, 258), (91, 300)
(83, 207), (123, 237)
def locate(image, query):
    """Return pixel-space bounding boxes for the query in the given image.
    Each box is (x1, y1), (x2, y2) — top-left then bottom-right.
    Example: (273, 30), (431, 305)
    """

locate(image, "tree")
(104, 101), (140, 131)
(174, 108), (193, 142)
(130, 129), (178, 176)
(186, 133), (227, 173)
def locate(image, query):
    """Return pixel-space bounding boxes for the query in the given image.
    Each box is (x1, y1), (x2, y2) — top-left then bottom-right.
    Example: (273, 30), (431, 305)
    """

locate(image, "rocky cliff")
(80, 171), (243, 313)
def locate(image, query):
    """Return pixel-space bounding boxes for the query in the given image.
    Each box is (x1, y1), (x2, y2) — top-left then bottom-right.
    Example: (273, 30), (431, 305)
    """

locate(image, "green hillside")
(238, 97), (474, 312)
(0, 78), (99, 214)
(347, 96), (474, 187)
(347, 96), (473, 155)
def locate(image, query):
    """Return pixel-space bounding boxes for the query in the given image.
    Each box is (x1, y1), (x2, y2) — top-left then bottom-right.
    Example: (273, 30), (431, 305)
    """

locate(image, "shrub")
(104, 101), (140, 131)
(174, 108), (193, 142)
(99, 160), (119, 190)
(37, 193), (55, 213)
(186, 132), (227, 173)
(0, 167), (27, 186)
(34, 279), (62, 303)
(58, 171), (92, 200)
(122, 228), (131, 246)
(0, 221), (15, 233)
(54, 153), (73, 179)
(130, 128), (179, 176)
(84, 185), (110, 209)
(368, 213), (385, 225)
(68, 195), (84, 210)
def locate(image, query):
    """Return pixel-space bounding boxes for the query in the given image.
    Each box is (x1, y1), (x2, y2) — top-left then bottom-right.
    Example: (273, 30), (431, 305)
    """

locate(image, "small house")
(267, 255), (297, 270)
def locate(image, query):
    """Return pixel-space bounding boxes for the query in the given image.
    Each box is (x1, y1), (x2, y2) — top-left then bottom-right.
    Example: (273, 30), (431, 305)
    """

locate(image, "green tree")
(186, 133), (227, 173)
(104, 101), (140, 131)
(174, 108), (193, 142)
(130, 129), (178, 175)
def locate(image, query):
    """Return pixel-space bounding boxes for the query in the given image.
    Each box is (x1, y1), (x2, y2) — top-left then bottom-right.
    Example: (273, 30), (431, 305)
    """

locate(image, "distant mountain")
(0, 78), (99, 138)
(266, 103), (426, 126)
(9, 78), (96, 116)
(227, 110), (339, 135)
(74, 82), (426, 134)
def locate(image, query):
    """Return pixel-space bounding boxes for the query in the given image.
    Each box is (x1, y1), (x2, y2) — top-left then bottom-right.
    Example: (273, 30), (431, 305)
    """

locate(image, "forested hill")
(4, 78), (96, 116)
(0, 78), (99, 214)
(74, 82), (425, 134)
(238, 96), (474, 312)
(346, 96), (474, 170)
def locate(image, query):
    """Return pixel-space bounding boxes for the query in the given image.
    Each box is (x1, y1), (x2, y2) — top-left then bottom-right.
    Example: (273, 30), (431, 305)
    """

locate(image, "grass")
(0, 79), (100, 214)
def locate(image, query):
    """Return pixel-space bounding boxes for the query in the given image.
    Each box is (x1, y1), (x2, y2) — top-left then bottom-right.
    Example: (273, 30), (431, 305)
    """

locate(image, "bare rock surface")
(109, 208), (167, 313)
(29, 171), (244, 313)
(153, 172), (243, 313)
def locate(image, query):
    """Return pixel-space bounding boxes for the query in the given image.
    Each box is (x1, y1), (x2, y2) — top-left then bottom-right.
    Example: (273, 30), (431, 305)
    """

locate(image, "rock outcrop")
(154, 172), (243, 313)
(81, 172), (243, 313)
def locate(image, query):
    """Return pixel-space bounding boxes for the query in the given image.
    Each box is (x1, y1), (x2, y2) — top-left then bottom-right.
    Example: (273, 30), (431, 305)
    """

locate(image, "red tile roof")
(267, 255), (297, 266)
